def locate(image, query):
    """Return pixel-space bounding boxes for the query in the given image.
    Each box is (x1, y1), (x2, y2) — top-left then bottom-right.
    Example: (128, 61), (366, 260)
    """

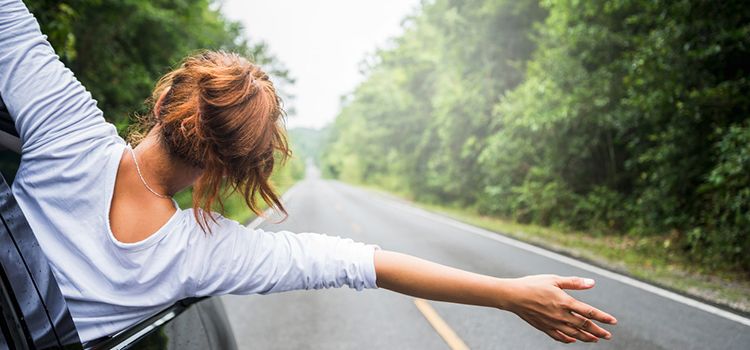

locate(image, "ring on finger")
(579, 319), (590, 329)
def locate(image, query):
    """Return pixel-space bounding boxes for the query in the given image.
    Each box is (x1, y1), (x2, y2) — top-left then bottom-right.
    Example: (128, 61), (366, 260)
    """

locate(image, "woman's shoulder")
(178, 209), (251, 236)
(161, 209), (271, 256)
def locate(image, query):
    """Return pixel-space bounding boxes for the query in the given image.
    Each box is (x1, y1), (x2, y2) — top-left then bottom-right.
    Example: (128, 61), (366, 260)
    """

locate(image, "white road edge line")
(363, 187), (750, 328)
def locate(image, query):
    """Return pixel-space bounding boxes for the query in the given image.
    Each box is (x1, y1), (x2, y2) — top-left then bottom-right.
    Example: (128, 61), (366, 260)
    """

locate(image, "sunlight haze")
(221, 0), (421, 129)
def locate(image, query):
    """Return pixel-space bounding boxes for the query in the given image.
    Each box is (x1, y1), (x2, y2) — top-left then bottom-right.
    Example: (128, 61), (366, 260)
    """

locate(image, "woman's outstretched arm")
(374, 250), (617, 344)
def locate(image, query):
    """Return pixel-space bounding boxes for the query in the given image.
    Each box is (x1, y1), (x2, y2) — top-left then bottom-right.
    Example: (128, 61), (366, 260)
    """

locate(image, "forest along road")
(222, 168), (750, 350)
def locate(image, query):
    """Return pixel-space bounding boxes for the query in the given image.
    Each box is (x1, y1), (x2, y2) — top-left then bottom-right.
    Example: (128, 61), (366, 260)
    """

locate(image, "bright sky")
(221, 0), (421, 129)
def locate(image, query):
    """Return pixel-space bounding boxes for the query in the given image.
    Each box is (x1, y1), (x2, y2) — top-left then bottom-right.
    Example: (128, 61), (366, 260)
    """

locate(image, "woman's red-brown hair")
(131, 50), (290, 231)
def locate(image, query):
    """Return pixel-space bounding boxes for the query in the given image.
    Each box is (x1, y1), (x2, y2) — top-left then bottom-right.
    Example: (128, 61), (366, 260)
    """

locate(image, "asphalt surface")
(222, 169), (750, 349)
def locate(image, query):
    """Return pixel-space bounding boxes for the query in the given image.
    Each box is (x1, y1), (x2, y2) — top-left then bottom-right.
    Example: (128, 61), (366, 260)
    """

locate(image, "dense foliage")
(21, 0), (301, 220)
(322, 0), (750, 272)
(26, 0), (292, 129)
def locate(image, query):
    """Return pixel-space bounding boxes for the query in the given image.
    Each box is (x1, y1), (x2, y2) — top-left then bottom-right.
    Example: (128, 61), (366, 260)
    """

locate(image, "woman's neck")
(133, 128), (202, 197)
(110, 128), (203, 243)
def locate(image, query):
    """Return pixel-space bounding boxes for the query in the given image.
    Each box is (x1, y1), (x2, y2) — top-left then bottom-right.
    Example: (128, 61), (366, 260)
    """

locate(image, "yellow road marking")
(413, 299), (470, 350)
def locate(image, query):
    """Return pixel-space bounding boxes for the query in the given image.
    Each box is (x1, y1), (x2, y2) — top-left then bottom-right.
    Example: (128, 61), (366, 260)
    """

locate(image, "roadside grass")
(357, 183), (750, 314)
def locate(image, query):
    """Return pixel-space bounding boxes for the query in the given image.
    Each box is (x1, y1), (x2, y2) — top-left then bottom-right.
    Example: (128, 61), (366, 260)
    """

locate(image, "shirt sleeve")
(187, 216), (380, 297)
(0, 0), (113, 157)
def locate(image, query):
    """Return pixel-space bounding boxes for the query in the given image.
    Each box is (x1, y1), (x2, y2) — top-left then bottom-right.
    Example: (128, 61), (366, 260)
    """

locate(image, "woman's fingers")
(555, 276), (596, 290)
(507, 275), (617, 343)
(545, 329), (576, 343)
(569, 300), (618, 325)
(564, 311), (612, 339)
(557, 322), (599, 343)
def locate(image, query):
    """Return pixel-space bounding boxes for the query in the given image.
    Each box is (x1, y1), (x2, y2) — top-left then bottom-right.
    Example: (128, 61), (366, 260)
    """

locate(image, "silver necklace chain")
(129, 146), (171, 199)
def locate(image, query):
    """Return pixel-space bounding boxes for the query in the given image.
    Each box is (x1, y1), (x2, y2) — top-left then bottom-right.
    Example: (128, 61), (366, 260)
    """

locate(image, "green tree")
(26, 0), (292, 129)
(324, 0), (750, 271)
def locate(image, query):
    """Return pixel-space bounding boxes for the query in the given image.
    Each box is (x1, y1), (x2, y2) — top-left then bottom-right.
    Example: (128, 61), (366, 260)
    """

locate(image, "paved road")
(222, 170), (750, 349)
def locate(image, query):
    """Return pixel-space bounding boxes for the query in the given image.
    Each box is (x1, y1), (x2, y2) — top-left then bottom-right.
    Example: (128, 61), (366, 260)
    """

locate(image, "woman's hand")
(497, 275), (618, 343)
(375, 251), (617, 343)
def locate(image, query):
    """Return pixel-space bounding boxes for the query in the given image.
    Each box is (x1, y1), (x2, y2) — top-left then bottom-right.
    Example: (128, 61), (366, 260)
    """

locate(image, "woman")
(0, 0), (616, 345)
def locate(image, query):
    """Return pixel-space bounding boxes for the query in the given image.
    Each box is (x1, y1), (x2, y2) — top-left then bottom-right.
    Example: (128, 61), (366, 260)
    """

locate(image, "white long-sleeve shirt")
(0, 0), (378, 342)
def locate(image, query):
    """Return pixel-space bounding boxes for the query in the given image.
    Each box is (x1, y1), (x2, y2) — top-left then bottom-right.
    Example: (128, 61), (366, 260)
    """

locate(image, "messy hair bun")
(131, 50), (290, 231)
